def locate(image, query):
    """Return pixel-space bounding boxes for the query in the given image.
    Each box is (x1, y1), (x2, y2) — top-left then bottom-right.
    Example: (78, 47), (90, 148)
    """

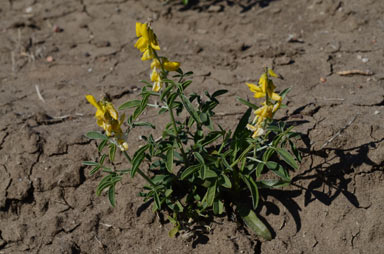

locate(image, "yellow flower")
(150, 68), (162, 92)
(85, 95), (124, 136)
(134, 22), (160, 61)
(246, 69), (281, 101)
(246, 123), (265, 138)
(151, 58), (180, 72)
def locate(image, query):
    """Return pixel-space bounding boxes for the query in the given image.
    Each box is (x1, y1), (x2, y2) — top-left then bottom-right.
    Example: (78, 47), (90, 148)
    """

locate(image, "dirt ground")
(0, 0), (383, 253)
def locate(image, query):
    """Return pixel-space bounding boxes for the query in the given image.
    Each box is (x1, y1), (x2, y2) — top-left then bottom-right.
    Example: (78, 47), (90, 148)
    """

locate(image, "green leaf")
(98, 139), (108, 152)
(86, 131), (107, 140)
(131, 145), (148, 177)
(109, 143), (116, 162)
(166, 147), (174, 173)
(265, 161), (290, 181)
(132, 121), (155, 129)
(108, 184), (116, 207)
(212, 89), (228, 98)
(82, 161), (98, 166)
(276, 148), (299, 170)
(180, 165), (200, 180)
(119, 100), (141, 110)
(153, 192), (161, 211)
(205, 167), (218, 178)
(169, 226), (180, 238)
(240, 174), (259, 209)
(237, 204), (272, 240)
(206, 181), (217, 207)
(90, 165), (101, 175)
(193, 152), (205, 164)
(160, 83), (175, 101)
(233, 107), (252, 139)
(219, 174), (232, 188)
(213, 199), (224, 215)
(279, 87), (291, 100)
(236, 97), (259, 110)
(180, 94), (201, 124)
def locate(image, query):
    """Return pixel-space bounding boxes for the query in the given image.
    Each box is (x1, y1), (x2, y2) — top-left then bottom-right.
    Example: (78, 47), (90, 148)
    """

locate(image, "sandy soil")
(0, 0), (383, 253)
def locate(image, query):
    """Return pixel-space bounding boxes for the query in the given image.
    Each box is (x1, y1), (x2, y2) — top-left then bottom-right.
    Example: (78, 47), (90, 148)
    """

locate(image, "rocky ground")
(0, 0), (383, 253)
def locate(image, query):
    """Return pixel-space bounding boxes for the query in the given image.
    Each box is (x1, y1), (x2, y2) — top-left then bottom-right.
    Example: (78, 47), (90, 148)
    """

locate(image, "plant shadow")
(175, 0), (280, 13)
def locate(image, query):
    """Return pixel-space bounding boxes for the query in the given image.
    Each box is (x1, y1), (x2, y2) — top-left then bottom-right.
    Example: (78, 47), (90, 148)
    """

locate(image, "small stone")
(374, 110), (380, 115)
(53, 25), (63, 33)
(46, 56), (54, 62)
(320, 77), (327, 83)
(207, 5), (223, 12)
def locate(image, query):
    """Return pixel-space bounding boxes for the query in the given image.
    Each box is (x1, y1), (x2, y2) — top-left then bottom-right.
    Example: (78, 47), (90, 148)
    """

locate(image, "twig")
(320, 114), (359, 149)
(322, 97), (345, 101)
(35, 85), (45, 103)
(337, 70), (374, 76)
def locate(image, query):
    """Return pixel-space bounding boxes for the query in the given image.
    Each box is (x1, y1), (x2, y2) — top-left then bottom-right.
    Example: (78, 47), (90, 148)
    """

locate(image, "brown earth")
(1, 0), (384, 253)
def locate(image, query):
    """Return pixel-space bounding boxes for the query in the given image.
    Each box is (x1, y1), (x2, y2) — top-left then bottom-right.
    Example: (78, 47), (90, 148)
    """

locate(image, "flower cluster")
(246, 68), (282, 138)
(85, 95), (129, 151)
(134, 22), (180, 92)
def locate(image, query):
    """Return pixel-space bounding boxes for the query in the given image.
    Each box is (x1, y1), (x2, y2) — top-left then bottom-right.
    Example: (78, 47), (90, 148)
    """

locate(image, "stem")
(123, 151), (157, 188)
(230, 143), (255, 168)
(168, 103), (188, 164)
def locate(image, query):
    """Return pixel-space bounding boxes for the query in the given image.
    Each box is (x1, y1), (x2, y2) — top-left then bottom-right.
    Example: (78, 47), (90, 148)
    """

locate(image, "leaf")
(279, 88), (291, 100)
(233, 107), (252, 139)
(82, 161), (99, 166)
(132, 121), (155, 129)
(166, 147), (174, 173)
(212, 89), (228, 98)
(276, 148), (299, 170)
(205, 167), (218, 178)
(98, 139), (108, 152)
(130, 145), (148, 177)
(160, 83), (175, 101)
(86, 131), (107, 140)
(109, 143), (116, 162)
(220, 174), (232, 188)
(180, 94), (201, 124)
(108, 184), (116, 207)
(237, 204), (272, 240)
(265, 161), (290, 181)
(90, 165), (101, 175)
(206, 181), (217, 207)
(180, 165), (200, 180)
(119, 100), (141, 110)
(240, 174), (259, 209)
(236, 97), (259, 110)
(193, 152), (205, 164)
(153, 192), (161, 211)
(169, 226), (179, 238)
(213, 199), (224, 215)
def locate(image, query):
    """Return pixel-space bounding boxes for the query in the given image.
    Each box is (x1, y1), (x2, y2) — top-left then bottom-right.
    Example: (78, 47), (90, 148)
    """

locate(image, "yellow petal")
(271, 92), (281, 101)
(105, 103), (118, 120)
(150, 68), (160, 82)
(163, 60), (180, 71)
(85, 95), (101, 110)
(141, 48), (154, 61)
(134, 37), (147, 52)
(151, 59), (161, 69)
(136, 22), (146, 37)
(268, 68), (278, 77)
(152, 81), (161, 92)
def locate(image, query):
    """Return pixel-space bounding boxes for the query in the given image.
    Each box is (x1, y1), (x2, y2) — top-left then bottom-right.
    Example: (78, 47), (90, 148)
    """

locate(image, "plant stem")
(230, 143), (256, 168)
(123, 151), (157, 188)
(168, 102), (188, 164)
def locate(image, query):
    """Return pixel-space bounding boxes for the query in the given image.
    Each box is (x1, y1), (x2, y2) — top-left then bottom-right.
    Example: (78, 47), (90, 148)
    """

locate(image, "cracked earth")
(0, 0), (383, 253)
